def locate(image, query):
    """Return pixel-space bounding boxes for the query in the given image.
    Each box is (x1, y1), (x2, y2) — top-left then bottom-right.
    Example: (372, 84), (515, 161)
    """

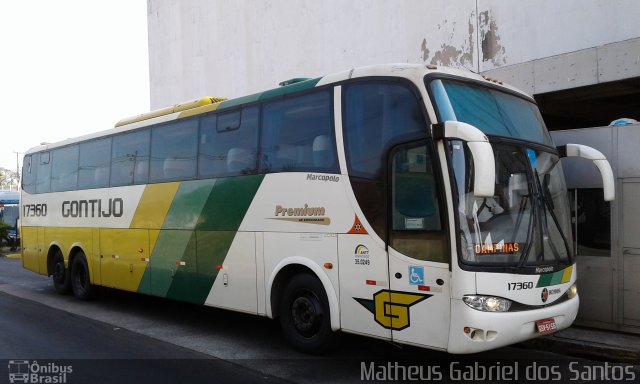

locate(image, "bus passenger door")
(387, 143), (451, 350)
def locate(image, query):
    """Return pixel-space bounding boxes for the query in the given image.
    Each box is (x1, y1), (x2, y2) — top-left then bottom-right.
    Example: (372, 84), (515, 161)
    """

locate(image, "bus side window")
(198, 106), (259, 178)
(36, 152), (51, 194)
(79, 138), (111, 190)
(22, 154), (37, 194)
(150, 118), (199, 183)
(261, 90), (337, 173)
(51, 146), (79, 192)
(111, 130), (151, 187)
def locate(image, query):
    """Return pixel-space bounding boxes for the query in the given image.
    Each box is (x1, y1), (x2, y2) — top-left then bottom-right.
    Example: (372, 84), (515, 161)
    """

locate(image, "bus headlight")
(463, 295), (512, 312)
(567, 284), (578, 299)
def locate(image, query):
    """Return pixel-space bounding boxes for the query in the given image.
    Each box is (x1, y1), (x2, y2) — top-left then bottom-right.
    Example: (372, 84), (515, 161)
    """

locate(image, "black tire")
(70, 252), (94, 300)
(279, 273), (336, 354)
(51, 251), (71, 294)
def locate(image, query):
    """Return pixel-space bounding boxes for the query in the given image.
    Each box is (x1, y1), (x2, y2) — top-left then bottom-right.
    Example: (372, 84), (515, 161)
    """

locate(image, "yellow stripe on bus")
(561, 265), (573, 283)
(130, 182), (180, 230)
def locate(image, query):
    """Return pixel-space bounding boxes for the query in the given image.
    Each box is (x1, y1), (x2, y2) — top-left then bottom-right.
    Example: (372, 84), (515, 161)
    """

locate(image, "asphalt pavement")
(0, 290), (285, 384)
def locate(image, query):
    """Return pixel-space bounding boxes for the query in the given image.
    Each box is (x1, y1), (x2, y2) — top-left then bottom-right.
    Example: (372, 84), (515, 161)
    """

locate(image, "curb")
(520, 334), (640, 364)
(5, 254), (21, 259)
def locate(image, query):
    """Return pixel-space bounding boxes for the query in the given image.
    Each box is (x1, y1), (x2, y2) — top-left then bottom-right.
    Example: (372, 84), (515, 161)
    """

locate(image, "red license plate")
(535, 318), (557, 335)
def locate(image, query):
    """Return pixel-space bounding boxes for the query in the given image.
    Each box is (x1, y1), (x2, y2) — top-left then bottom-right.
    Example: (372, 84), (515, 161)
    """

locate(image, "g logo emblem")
(355, 290), (431, 331)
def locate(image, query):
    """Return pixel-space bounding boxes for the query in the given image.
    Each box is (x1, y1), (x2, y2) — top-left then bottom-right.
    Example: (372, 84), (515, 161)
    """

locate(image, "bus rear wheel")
(279, 273), (335, 354)
(70, 252), (94, 300)
(51, 251), (71, 294)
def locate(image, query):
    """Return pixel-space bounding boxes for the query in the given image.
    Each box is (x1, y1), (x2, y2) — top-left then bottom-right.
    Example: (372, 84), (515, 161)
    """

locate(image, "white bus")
(20, 64), (614, 354)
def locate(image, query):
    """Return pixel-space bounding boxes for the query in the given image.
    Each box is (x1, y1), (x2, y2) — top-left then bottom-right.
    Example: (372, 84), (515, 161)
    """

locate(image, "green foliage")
(0, 222), (10, 240)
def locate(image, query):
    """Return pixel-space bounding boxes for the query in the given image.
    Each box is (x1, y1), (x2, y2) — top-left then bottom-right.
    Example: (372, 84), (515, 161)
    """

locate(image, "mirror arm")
(433, 122), (496, 197)
(557, 144), (615, 201)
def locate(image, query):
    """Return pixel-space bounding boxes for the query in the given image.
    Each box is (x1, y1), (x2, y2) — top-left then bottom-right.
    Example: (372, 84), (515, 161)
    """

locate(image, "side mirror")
(433, 121), (495, 197)
(558, 144), (615, 201)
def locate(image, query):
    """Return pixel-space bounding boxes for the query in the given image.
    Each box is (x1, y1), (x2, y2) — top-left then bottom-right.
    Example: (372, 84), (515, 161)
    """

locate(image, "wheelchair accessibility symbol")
(408, 266), (424, 285)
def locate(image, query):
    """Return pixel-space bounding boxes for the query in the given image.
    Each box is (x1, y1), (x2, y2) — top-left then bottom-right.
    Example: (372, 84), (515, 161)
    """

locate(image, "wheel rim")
(291, 290), (323, 338)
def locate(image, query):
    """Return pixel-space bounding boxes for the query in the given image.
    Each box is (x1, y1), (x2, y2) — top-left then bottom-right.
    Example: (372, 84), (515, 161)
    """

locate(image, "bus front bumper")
(447, 295), (579, 354)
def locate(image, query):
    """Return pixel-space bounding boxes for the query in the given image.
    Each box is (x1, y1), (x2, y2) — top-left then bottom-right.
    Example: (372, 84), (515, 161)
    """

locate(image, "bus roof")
(24, 64), (531, 155)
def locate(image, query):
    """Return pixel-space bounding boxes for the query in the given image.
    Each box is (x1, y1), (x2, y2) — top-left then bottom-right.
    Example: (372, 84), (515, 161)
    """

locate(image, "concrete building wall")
(147, 0), (640, 109)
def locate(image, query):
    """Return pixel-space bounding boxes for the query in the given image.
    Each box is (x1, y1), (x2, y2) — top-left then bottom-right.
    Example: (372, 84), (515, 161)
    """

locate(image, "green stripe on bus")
(217, 78), (321, 110)
(536, 268), (569, 288)
(165, 231), (200, 303)
(549, 271), (564, 286)
(162, 179), (217, 230)
(139, 175), (264, 303)
(146, 229), (195, 297)
(197, 175), (264, 231)
(536, 273), (553, 288)
(191, 230), (237, 304)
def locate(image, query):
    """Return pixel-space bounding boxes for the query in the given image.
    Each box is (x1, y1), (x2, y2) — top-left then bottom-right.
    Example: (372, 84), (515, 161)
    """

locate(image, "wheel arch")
(267, 257), (340, 331)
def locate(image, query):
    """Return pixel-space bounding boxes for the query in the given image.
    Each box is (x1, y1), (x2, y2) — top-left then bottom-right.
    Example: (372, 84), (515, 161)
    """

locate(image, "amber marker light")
(324, 263), (333, 269)
(464, 327), (471, 334)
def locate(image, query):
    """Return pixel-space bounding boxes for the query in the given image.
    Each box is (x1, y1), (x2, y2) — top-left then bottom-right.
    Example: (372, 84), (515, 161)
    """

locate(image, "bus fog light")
(567, 284), (578, 299)
(463, 295), (512, 312)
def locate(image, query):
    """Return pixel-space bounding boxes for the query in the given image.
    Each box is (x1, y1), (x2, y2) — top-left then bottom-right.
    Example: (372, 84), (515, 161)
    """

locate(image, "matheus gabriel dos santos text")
(360, 361), (636, 382)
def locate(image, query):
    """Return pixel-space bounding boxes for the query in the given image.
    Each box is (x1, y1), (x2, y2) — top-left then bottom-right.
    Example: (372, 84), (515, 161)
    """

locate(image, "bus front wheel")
(279, 273), (335, 354)
(51, 251), (71, 294)
(70, 252), (94, 300)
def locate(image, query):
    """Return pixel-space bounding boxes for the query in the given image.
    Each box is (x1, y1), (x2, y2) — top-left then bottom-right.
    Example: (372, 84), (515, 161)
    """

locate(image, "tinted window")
(79, 138), (111, 189)
(343, 82), (428, 241)
(391, 144), (446, 262)
(51, 146), (79, 192)
(199, 107), (259, 178)
(432, 79), (553, 145)
(344, 82), (427, 179)
(111, 130), (150, 187)
(36, 152), (51, 193)
(22, 154), (37, 194)
(261, 91), (337, 173)
(150, 119), (198, 182)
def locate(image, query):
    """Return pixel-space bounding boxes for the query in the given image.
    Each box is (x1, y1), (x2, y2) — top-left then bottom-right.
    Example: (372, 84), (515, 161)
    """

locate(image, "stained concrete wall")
(147, 0), (640, 108)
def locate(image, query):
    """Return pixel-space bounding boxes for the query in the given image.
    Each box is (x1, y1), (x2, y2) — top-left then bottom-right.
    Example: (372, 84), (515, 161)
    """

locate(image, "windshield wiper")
(533, 169), (572, 262)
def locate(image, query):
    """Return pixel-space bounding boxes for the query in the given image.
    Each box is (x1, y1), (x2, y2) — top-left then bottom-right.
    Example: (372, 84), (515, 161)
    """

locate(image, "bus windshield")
(430, 78), (573, 270)
(430, 78), (553, 146)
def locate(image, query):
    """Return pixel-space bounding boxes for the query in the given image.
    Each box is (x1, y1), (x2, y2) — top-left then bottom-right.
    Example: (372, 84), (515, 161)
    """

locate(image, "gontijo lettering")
(62, 198), (124, 218)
